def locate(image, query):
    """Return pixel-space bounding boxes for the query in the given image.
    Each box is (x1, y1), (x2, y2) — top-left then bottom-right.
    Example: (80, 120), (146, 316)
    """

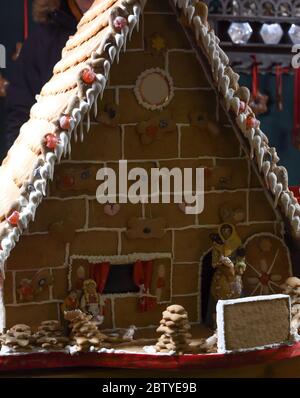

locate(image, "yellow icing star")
(151, 35), (166, 51)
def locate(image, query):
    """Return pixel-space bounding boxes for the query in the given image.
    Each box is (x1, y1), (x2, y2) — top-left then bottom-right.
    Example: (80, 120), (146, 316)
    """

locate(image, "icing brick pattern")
(2, 0), (285, 329)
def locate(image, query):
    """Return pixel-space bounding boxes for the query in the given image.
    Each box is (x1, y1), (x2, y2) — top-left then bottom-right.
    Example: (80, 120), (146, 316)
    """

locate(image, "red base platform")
(1, 343), (300, 373)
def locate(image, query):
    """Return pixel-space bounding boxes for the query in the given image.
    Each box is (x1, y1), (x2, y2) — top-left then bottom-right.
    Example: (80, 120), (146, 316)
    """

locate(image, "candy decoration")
(246, 115), (259, 129)
(239, 101), (246, 114)
(113, 16), (128, 31)
(104, 203), (121, 216)
(45, 134), (59, 150)
(59, 115), (72, 131)
(62, 175), (75, 188)
(146, 125), (159, 138)
(7, 211), (20, 226)
(81, 68), (96, 85)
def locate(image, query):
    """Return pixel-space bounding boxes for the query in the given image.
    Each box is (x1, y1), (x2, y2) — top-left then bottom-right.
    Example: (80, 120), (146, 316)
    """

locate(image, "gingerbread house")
(0, 0), (299, 355)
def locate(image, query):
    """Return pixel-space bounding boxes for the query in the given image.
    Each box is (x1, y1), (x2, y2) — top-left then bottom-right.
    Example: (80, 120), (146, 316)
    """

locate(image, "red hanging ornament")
(293, 68), (300, 149)
(249, 56), (269, 116)
(276, 65), (289, 112)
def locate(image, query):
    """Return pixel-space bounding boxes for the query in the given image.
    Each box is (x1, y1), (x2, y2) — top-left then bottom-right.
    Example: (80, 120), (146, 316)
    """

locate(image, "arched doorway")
(200, 249), (215, 324)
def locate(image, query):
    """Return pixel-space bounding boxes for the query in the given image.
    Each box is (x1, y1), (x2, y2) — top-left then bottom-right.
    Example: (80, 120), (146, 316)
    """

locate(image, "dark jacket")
(5, 0), (78, 151)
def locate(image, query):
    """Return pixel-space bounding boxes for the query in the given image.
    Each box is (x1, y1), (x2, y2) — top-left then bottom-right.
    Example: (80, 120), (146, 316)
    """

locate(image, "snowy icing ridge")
(172, 0), (300, 237)
(0, 0), (146, 275)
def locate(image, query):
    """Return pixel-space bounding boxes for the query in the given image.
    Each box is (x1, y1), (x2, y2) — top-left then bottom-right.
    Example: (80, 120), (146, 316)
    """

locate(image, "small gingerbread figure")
(80, 279), (105, 325)
(61, 290), (80, 313)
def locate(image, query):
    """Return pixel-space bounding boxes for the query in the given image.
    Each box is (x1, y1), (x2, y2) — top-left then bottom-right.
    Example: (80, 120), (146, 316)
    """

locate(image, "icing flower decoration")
(45, 133), (59, 150)
(7, 211), (20, 226)
(62, 175), (75, 189)
(59, 114), (73, 131)
(113, 16), (128, 31)
(243, 235), (291, 297)
(104, 203), (121, 217)
(81, 170), (91, 180)
(137, 112), (176, 145)
(189, 111), (220, 136)
(97, 102), (120, 127)
(149, 33), (167, 54)
(246, 115), (260, 129)
(81, 68), (96, 85)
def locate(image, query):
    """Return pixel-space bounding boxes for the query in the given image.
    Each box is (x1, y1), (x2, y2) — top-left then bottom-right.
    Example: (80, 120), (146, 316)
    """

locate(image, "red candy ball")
(113, 16), (128, 31)
(59, 115), (72, 130)
(45, 134), (59, 149)
(62, 175), (75, 188)
(246, 116), (259, 129)
(82, 68), (96, 85)
(239, 101), (246, 114)
(7, 211), (20, 225)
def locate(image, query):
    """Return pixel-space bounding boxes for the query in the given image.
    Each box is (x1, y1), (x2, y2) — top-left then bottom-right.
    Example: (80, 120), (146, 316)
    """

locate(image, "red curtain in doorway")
(90, 262), (110, 294)
(134, 260), (156, 312)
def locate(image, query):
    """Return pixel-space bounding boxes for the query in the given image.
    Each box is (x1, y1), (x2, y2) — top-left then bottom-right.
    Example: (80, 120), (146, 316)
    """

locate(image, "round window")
(134, 68), (174, 111)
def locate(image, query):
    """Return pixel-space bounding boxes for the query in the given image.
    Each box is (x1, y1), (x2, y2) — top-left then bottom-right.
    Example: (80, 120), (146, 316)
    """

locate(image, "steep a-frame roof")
(0, 0), (298, 274)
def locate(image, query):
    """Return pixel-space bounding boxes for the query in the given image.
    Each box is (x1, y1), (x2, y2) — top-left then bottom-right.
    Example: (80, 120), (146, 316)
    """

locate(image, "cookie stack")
(65, 310), (108, 352)
(155, 305), (191, 354)
(34, 320), (69, 350)
(0, 324), (34, 352)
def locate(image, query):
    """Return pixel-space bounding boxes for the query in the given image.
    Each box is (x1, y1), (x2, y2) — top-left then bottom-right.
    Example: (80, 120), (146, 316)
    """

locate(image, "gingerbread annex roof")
(0, 0), (298, 273)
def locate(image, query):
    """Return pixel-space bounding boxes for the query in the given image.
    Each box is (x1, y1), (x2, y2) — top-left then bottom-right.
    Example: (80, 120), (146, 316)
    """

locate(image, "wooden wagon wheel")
(243, 233), (292, 296)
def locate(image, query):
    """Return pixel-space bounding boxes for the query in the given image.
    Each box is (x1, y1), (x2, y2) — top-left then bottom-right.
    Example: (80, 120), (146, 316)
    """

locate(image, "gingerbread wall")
(3, 0), (284, 329)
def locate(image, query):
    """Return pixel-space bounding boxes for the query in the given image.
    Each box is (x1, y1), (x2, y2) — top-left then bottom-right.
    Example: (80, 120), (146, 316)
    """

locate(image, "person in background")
(4, 0), (94, 152)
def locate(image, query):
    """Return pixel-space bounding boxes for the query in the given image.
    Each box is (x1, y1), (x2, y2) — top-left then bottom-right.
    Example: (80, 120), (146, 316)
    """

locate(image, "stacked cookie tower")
(65, 310), (108, 352)
(0, 324), (34, 352)
(155, 305), (191, 354)
(34, 320), (69, 350)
